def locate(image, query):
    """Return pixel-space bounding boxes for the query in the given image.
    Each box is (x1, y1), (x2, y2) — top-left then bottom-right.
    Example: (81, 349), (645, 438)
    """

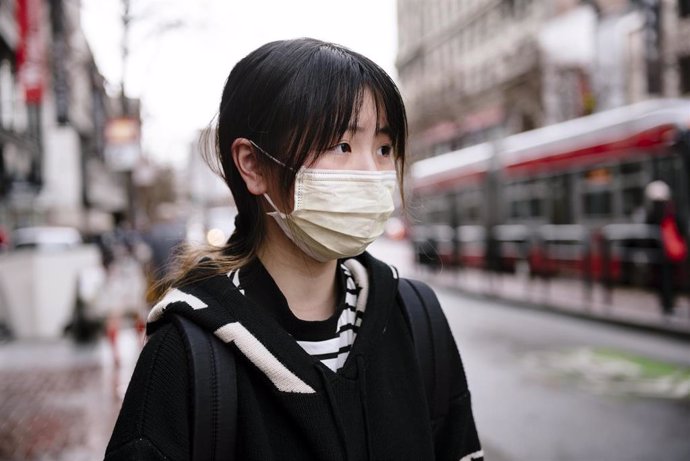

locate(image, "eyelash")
(378, 145), (393, 157)
(328, 143), (394, 157)
(331, 142), (351, 154)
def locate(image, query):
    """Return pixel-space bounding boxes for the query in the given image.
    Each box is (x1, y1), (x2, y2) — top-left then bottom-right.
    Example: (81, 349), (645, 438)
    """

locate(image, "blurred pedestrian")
(644, 180), (687, 317)
(106, 38), (482, 460)
(142, 202), (186, 289)
(97, 212), (150, 365)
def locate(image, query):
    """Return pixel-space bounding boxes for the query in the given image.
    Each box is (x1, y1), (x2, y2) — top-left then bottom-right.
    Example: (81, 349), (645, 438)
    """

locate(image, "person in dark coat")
(644, 180), (687, 316)
(105, 38), (483, 461)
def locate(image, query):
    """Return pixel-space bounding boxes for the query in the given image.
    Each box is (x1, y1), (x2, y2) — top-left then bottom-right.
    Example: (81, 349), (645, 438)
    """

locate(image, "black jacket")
(105, 253), (482, 460)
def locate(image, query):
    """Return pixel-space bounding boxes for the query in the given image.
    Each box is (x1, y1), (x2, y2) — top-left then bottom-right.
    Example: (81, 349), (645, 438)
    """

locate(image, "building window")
(680, 0), (690, 18)
(680, 55), (690, 94)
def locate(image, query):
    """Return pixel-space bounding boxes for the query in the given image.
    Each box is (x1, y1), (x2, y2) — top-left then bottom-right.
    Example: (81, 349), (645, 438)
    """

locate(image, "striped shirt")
(227, 258), (366, 371)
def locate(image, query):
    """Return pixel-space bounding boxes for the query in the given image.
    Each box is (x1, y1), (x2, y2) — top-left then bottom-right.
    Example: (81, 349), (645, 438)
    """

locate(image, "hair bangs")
(233, 39), (407, 193)
(283, 50), (367, 168)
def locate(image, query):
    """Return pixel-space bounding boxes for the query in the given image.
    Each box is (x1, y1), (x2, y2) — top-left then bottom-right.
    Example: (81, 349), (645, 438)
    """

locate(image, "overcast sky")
(80, 0), (399, 168)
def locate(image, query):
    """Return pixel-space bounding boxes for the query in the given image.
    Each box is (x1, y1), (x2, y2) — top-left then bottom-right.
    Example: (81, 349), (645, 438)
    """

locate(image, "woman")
(105, 38), (482, 461)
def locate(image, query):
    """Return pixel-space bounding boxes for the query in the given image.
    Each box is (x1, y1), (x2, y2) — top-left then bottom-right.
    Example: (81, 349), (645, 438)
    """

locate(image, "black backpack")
(173, 277), (452, 461)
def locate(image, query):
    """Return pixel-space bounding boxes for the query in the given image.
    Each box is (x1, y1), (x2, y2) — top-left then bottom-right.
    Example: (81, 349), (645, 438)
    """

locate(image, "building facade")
(672, 0), (690, 95)
(397, 0), (690, 161)
(0, 0), (38, 223)
(0, 0), (126, 235)
(397, 0), (550, 160)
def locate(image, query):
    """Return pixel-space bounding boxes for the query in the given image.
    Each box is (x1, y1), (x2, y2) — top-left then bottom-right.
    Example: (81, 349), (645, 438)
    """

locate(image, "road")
(370, 238), (690, 461)
(437, 286), (690, 461)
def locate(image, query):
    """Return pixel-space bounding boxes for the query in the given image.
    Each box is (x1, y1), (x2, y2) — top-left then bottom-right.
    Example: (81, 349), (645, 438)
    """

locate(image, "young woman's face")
(310, 91), (396, 172)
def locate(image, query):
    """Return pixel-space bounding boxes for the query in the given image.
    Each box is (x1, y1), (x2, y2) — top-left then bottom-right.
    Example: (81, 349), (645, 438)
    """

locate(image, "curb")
(422, 274), (690, 341)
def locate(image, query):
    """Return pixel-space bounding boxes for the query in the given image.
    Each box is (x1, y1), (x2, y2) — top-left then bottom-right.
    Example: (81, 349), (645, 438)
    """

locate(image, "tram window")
(653, 156), (678, 185)
(507, 198), (543, 219)
(583, 191), (612, 216)
(530, 179), (546, 218)
(681, 55), (690, 93)
(619, 160), (648, 218)
(620, 162), (643, 175)
(461, 189), (482, 223)
(622, 186), (644, 217)
(426, 195), (450, 224)
(510, 200), (529, 219)
(510, 201), (518, 218)
(549, 175), (572, 224)
(581, 167), (613, 217)
(466, 204), (479, 222)
(506, 179), (545, 220)
(529, 198), (543, 217)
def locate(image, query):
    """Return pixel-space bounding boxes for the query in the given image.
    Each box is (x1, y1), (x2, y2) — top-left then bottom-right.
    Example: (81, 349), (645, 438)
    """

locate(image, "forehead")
(349, 90), (390, 134)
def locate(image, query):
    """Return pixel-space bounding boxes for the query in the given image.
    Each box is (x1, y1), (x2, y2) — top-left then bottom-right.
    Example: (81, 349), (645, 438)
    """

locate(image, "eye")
(328, 142), (352, 154)
(377, 144), (394, 158)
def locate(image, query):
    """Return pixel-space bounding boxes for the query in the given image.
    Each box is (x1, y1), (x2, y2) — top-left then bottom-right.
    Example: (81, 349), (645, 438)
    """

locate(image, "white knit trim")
(214, 322), (315, 394)
(388, 264), (399, 279)
(345, 291), (357, 306)
(227, 269), (245, 295)
(343, 259), (369, 313)
(148, 288), (207, 322)
(459, 449), (484, 461)
(297, 336), (341, 356)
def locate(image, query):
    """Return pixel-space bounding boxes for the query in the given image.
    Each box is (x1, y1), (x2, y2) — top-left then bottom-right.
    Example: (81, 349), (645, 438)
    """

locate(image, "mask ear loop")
(249, 140), (294, 171)
(263, 193), (287, 218)
(250, 139), (303, 221)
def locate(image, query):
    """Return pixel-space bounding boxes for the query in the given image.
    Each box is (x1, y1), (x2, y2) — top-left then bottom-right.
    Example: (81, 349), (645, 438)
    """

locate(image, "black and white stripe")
(228, 258), (368, 371)
(296, 265), (359, 370)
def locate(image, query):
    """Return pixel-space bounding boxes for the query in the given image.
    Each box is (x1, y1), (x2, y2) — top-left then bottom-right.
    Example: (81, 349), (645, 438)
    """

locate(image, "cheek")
(310, 154), (346, 170)
(379, 156), (397, 171)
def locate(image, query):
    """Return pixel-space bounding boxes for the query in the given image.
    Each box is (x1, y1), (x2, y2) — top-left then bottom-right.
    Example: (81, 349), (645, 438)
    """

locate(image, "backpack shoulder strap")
(398, 278), (451, 425)
(172, 314), (237, 461)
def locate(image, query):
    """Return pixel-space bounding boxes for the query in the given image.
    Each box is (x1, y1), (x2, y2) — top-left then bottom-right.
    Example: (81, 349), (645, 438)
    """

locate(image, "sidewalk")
(0, 328), (142, 461)
(422, 266), (690, 337)
(371, 237), (690, 337)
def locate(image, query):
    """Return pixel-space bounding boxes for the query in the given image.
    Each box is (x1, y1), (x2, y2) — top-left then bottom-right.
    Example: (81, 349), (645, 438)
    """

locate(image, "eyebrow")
(346, 124), (393, 137)
(377, 125), (393, 137)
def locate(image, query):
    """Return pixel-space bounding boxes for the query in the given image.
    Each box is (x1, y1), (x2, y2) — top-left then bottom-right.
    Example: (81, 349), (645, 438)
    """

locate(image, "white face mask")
(264, 168), (397, 262)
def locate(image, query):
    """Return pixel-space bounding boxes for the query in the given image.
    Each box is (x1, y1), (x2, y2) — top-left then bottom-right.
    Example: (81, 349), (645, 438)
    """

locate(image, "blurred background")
(0, 0), (689, 459)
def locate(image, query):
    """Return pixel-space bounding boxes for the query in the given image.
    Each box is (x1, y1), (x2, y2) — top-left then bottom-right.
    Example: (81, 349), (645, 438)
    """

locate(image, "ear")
(232, 138), (267, 196)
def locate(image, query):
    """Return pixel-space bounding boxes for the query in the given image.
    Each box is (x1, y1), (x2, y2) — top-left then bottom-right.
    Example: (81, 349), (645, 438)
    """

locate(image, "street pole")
(121, 0), (135, 228)
(121, 0), (130, 117)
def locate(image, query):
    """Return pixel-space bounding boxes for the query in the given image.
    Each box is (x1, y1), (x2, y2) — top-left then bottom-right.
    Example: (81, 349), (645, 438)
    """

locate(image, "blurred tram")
(409, 99), (690, 290)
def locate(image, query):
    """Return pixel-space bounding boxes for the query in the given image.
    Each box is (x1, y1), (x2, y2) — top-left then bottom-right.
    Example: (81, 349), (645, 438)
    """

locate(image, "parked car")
(11, 226), (83, 251)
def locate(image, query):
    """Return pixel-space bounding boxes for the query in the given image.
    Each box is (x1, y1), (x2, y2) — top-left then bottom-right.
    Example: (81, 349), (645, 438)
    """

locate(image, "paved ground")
(0, 237), (687, 460)
(0, 329), (141, 461)
(428, 267), (690, 335)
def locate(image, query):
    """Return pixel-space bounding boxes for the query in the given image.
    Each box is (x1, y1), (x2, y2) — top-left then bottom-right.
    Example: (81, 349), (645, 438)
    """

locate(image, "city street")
(436, 283), (690, 461)
(2, 0), (690, 459)
(371, 238), (690, 461)
(0, 238), (688, 459)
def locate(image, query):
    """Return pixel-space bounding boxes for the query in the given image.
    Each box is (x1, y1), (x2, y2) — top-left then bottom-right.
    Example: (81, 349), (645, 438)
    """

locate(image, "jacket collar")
(147, 252), (400, 391)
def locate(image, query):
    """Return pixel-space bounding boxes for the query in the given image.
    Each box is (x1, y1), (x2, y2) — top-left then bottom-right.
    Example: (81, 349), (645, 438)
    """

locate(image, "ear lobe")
(232, 138), (267, 196)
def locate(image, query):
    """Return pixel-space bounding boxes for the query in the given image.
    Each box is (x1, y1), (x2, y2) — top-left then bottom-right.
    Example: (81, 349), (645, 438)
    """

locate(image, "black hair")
(219, 38), (405, 190)
(154, 38), (407, 297)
